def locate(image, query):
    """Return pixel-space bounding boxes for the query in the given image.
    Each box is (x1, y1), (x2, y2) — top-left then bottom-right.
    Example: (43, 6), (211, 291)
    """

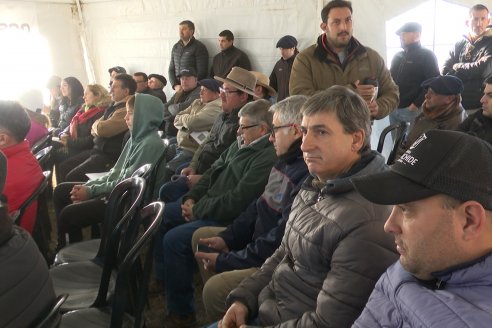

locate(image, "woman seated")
(53, 93), (165, 247)
(52, 76), (84, 136)
(53, 84), (111, 182)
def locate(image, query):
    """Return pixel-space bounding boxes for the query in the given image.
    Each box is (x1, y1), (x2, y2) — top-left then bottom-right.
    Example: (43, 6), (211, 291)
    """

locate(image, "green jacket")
(85, 94), (165, 198)
(184, 134), (276, 224)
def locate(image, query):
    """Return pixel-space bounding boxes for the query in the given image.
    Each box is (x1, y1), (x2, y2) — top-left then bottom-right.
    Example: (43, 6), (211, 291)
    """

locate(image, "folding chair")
(377, 121), (409, 165)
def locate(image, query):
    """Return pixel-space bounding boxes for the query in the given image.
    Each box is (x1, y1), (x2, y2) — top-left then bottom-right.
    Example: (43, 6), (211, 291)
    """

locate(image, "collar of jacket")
(179, 36), (196, 47)
(429, 252), (492, 283)
(303, 150), (379, 196)
(278, 137), (303, 165)
(465, 28), (492, 44)
(222, 106), (241, 122)
(237, 133), (271, 150)
(221, 45), (237, 54)
(314, 33), (366, 67)
(404, 41), (422, 52)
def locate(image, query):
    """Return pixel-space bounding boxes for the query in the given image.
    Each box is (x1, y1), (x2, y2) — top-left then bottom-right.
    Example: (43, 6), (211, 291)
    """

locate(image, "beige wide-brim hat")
(250, 71), (277, 97)
(214, 67), (257, 97)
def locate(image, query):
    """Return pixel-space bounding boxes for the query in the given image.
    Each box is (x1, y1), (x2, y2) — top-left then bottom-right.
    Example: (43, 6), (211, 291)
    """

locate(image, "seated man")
(0, 101), (43, 233)
(192, 95), (309, 321)
(457, 75), (492, 144)
(159, 100), (277, 327)
(58, 73), (136, 182)
(147, 73), (168, 103)
(218, 86), (398, 328)
(398, 75), (466, 156)
(251, 71), (277, 102)
(352, 129), (492, 327)
(0, 152), (56, 327)
(166, 78), (223, 177)
(161, 68), (200, 137)
(54, 93), (165, 246)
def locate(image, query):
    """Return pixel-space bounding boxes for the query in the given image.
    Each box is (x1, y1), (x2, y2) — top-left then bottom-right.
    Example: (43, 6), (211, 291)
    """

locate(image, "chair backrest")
(35, 146), (53, 169)
(131, 163), (152, 180)
(95, 176), (147, 260)
(108, 202), (164, 328)
(33, 294), (68, 328)
(377, 122), (409, 165)
(13, 171), (51, 224)
(31, 131), (53, 154)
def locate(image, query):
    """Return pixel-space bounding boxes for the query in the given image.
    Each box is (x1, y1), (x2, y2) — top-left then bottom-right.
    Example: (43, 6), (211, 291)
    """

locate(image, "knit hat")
(352, 130), (492, 210)
(214, 67), (257, 97)
(250, 71), (277, 97)
(421, 75), (464, 95)
(198, 79), (221, 93)
(148, 74), (168, 87)
(396, 22), (422, 35)
(276, 35), (298, 49)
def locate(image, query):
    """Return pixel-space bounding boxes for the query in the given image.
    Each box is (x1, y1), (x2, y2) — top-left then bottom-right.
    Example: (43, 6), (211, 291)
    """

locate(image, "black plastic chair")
(31, 129), (54, 154)
(50, 177), (146, 311)
(53, 165), (152, 266)
(34, 294), (68, 328)
(377, 122), (409, 165)
(12, 170), (51, 224)
(35, 146), (53, 170)
(60, 202), (164, 328)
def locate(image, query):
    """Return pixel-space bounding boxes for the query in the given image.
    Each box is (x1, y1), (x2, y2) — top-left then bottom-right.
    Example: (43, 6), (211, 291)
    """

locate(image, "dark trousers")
(53, 182), (106, 246)
(58, 150), (115, 183)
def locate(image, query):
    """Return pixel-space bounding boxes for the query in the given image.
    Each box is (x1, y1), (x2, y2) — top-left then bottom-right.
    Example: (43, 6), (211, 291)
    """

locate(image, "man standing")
(211, 30), (251, 78)
(168, 20), (209, 92)
(161, 68), (200, 137)
(289, 0), (399, 120)
(352, 129), (492, 327)
(443, 4), (492, 114)
(218, 86), (397, 328)
(193, 95), (309, 321)
(270, 35), (299, 102)
(458, 75), (492, 144)
(397, 75), (465, 156)
(390, 22), (440, 130)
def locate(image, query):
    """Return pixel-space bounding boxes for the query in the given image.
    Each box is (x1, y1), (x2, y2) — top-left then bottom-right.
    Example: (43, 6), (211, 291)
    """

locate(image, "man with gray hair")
(158, 99), (277, 327)
(218, 86), (398, 328)
(192, 95), (309, 321)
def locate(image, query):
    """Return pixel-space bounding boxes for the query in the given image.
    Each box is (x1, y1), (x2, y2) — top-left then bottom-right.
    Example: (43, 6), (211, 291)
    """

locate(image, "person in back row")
(57, 73), (135, 182)
(217, 86), (398, 328)
(211, 29), (251, 78)
(352, 129), (492, 327)
(53, 93), (165, 247)
(270, 35), (299, 102)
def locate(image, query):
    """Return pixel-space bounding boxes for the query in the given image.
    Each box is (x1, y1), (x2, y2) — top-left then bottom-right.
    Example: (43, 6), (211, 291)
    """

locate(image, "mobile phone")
(196, 244), (219, 253)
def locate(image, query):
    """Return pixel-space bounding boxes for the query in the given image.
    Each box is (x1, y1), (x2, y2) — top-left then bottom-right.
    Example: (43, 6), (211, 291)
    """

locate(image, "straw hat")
(250, 71), (277, 97)
(214, 67), (257, 97)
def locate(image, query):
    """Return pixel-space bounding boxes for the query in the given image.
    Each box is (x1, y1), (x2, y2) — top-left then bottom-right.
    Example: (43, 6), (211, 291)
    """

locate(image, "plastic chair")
(35, 146), (53, 170)
(53, 166), (151, 266)
(49, 177), (146, 311)
(31, 130), (53, 154)
(34, 294), (68, 328)
(377, 121), (409, 165)
(12, 170), (51, 224)
(60, 202), (164, 328)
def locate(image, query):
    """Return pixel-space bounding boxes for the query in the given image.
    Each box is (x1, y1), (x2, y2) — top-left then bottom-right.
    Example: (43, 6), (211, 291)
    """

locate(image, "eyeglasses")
(270, 124), (294, 135)
(239, 124), (259, 131)
(220, 87), (240, 95)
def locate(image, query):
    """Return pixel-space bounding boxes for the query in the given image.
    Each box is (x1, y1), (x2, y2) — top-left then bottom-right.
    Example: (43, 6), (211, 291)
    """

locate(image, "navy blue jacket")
(215, 139), (308, 272)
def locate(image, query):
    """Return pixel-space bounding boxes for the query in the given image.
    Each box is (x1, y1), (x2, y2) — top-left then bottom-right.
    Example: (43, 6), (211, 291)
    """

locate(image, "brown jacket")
(289, 35), (399, 119)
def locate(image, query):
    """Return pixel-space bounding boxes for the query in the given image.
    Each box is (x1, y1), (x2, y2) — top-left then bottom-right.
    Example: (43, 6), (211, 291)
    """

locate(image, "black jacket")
(270, 53), (297, 102)
(211, 45), (251, 78)
(390, 42), (440, 108)
(457, 109), (492, 144)
(168, 37), (209, 87)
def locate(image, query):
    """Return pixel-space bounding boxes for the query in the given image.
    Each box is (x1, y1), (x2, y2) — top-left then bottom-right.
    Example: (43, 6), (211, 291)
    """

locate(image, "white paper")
(86, 172), (108, 180)
(190, 131), (209, 145)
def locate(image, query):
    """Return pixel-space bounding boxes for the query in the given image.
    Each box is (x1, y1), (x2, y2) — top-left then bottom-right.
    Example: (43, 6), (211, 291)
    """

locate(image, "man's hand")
(408, 103), (419, 112)
(195, 252), (219, 272)
(180, 167), (196, 177)
(174, 84), (183, 93)
(186, 174), (202, 188)
(367, 100), (379, 118)
(181, 198), (195, 221)
(70, 185), (89, 203)
(198, 236), (229, 253)
(219, 302), (249, 328)
(59, 134), (69, 146)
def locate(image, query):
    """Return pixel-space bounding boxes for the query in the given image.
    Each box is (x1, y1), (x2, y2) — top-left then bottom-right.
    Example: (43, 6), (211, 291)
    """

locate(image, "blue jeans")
(154, 178), (191, 280)
(163, 220), (223, 315)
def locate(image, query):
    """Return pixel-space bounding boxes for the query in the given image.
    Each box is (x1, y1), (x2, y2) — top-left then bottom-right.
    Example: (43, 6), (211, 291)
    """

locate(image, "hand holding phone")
(196, 243), (220, 253)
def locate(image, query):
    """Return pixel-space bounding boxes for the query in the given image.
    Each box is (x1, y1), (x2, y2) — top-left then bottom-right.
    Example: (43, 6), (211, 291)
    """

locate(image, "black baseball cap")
(352, 130), (492, 210)
(177, 68), (197, 78)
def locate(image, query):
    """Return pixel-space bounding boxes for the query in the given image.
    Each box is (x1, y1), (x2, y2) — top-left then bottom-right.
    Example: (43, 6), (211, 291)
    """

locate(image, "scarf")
(422, 95), (462, 121)
(69, 105), (104, 138)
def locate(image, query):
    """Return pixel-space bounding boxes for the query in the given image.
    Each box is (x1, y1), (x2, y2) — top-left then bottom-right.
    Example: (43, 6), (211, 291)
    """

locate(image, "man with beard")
(289, 0), (398, 120)
(397, 75), (466, 156)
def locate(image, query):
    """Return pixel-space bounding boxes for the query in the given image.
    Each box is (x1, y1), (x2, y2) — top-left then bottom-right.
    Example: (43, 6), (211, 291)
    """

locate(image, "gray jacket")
(227, 152), (398, 328)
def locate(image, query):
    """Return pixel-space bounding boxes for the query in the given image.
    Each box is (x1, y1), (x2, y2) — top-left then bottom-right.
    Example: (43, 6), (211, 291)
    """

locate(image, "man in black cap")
(397, 75), (466, 156)
(390, 22), (440, 135)
(210, 30), (251, 79)
(269, 35), (299, 102)
(147, 73), (168, 103)
(443, 4), (492, 114)
(352, 129), (492, 327)
(161, 68), (201, 137)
